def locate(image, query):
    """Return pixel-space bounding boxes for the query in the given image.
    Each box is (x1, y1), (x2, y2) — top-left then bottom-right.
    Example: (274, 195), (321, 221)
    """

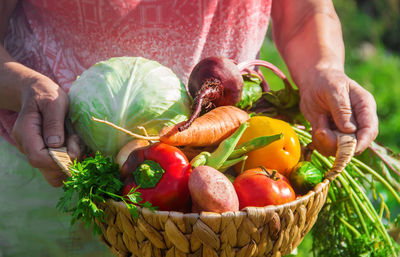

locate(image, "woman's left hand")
(298, 68), (379, 156)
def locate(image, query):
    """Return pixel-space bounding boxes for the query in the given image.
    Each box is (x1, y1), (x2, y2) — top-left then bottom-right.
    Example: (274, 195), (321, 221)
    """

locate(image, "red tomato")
(233, 167), (296, 209)
(121, 143), (192, 212)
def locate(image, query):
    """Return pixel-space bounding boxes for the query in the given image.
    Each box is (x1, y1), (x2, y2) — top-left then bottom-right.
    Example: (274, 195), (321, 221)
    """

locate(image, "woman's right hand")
(12, 76), (81, 187)
(1, 1), (80, 187)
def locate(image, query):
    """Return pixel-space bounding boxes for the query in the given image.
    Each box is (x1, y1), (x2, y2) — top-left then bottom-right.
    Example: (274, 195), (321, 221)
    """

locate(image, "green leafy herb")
(236, 73), (263, 110)
(56, 152), (155, 234)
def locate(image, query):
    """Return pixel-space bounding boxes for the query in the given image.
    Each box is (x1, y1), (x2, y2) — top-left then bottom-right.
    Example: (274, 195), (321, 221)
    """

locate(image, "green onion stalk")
(292, 126), (400, 257)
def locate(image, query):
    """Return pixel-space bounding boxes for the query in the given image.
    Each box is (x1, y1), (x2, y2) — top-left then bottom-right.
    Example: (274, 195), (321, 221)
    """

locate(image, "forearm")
(271, 0), (345, 87)
(0, 45), (47, 111)
(0, 0), (38, 111)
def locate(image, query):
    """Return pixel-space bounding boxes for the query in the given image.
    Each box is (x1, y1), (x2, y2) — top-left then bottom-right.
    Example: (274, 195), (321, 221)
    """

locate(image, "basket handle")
(48, 147), (73, 177)
(324, 132), (357, 181)
(48, 132), (357, 181)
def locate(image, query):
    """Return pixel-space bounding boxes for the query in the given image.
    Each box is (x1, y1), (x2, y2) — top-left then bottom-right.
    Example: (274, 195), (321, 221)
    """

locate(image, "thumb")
(328, 87), (357, 133)
(42, 99), (68, 148)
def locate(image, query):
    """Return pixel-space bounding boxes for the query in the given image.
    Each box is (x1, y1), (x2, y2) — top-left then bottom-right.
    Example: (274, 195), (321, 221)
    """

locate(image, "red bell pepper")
(120, 142), (192, 211)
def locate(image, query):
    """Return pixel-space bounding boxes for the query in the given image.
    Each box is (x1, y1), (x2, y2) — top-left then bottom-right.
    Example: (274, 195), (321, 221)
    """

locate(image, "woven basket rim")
(49, 131), (356, 219)
(105, 178), (330, 218)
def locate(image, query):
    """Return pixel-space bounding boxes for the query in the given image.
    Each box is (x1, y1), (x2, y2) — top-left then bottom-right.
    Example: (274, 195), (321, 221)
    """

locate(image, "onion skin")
(116, 139), (150, 176)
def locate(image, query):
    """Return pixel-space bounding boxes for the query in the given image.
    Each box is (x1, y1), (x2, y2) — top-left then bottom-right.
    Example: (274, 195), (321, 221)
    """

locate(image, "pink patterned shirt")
(1, 0), (272, 145)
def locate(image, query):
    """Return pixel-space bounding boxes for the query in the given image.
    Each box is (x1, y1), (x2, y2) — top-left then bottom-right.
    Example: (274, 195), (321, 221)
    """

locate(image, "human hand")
(12, 76), (81, 187)
(298, 68), (378, 156)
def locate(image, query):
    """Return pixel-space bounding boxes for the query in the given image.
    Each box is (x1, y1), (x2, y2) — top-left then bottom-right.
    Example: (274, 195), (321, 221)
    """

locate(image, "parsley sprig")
(56, 152), (155, 234)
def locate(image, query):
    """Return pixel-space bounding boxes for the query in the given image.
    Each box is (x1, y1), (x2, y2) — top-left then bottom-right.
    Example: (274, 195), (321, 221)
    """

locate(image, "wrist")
(293, 62), (344, 92)
(20, 74), (62, 108)
(0, 61), (56, 111)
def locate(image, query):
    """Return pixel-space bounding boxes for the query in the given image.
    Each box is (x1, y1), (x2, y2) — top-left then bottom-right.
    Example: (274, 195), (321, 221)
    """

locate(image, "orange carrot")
(159, 106), (249, 146)
(92, 106), (249, 147)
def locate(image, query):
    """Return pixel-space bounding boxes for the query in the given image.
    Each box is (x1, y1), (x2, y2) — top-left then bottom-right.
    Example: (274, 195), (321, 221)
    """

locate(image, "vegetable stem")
(206, 122), (249, 169)
(378, 193), (385, 220)
(335, 176), (370, 237)
(342, 169), (396, 255)
(91, 117), (159, 141)
(352, 158), (400, 203)
(312, 151), (333, 171)
(337, 216), (361, 237)
(294, 126), (399, 256)
(341, 171), (375, 222)
(368, 145), (400, 178)
(292, 126), (312, 140)
(237, 60), (294, 90)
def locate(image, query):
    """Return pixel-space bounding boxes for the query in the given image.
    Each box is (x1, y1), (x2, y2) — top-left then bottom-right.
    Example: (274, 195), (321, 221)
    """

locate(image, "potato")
(189, 165), (239, 213)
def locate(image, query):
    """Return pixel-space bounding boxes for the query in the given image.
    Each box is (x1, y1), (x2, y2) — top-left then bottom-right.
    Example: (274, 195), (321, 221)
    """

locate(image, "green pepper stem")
(134, 160), (165, 188)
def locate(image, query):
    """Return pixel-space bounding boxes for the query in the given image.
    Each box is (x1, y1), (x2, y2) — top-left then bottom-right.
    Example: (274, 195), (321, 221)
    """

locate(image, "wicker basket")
(49, 132), (356, 257)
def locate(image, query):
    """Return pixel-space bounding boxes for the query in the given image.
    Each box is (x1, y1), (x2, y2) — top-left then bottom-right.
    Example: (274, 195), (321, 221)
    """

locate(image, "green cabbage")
(68, 57), (191, 156)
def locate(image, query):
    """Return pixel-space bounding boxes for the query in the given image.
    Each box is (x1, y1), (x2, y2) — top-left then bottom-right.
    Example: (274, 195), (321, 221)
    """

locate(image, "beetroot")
(178, 56), (244, 131)
(179, 57), (296, 132)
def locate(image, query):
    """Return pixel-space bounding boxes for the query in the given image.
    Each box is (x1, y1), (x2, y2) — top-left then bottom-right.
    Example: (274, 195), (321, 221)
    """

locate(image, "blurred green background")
(262, 0), (400, 154)
(260, 0), (400, 255)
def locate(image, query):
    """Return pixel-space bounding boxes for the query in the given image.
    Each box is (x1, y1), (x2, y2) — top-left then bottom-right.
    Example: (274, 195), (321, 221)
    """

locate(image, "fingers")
(300, 72), (378, 157)
(12, 83), (77, 187)
(12, 103), (61, 171)
(39, 135), (82, 187)
(67, 134), (82, 161)
(13, 111), (82, 187)
(39, 168), (68, 187)
(326, 82), (357, 133)
(349, 82), (379, 154)
(41, 87), (69, 148)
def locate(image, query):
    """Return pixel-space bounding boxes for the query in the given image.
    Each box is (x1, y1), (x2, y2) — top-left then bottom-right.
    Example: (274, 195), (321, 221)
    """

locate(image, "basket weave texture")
(49, 132), (356, 257)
